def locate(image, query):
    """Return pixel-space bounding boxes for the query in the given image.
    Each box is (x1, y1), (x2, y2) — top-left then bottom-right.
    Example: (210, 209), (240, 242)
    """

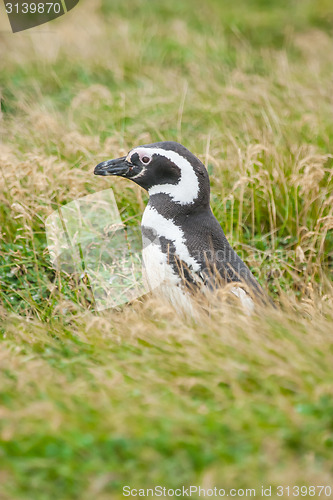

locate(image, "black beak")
(94, 156), (130, 176)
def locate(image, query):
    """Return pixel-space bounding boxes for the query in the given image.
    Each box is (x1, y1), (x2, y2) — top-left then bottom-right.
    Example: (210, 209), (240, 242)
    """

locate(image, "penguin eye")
(141, 156), (151, 164)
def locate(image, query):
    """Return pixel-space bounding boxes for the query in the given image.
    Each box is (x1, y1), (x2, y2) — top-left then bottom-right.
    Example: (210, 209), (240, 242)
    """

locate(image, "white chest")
(141, 205), (200, 315)
(140, 205), (255, 316)
(141, 204), (200, 271)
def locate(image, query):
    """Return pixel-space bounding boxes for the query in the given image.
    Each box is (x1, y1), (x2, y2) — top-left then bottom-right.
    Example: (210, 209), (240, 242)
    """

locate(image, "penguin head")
(94, 141), (210, 206)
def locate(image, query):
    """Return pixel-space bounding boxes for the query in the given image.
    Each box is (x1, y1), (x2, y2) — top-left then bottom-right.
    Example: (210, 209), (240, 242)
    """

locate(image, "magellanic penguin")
(94, 141), (270, 316)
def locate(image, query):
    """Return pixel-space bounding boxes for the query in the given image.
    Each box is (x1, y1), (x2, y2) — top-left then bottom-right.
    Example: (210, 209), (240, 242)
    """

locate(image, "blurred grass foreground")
(0, 0), (333, 498)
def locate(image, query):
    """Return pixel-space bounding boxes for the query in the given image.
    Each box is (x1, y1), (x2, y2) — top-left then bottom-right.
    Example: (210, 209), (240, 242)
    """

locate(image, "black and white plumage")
(94, 141), (269, 314)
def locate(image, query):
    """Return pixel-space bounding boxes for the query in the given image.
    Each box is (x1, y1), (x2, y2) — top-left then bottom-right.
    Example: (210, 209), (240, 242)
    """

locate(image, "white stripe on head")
(130, 167), (147, 180)
(141, 205), (200, 272)
(128, 147), (200, 205)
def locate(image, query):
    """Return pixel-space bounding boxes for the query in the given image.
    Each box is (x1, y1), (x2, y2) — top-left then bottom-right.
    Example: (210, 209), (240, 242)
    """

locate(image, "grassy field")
(0, 0), (333, 498)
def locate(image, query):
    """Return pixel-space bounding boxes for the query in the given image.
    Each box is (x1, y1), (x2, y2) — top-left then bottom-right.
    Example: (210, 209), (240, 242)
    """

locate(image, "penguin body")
(94, 141), (268, 313)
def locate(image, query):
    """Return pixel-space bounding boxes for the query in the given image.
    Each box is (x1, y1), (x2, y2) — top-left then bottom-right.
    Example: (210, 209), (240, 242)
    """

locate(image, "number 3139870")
(277, 485), (332, 496)
(5, 3), (61, 14)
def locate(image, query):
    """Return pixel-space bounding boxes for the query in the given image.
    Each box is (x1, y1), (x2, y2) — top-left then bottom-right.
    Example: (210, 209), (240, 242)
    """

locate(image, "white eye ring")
(141, 155), (151, 164)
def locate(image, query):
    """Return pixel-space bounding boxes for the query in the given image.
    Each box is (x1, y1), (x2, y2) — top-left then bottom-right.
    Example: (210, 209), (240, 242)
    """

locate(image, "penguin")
(94, 141), (270, 315)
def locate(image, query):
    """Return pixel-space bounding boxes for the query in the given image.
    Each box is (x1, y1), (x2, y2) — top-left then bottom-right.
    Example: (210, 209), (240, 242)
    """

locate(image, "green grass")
(1, 305), (333, 499)
(0, 0), (333, 498)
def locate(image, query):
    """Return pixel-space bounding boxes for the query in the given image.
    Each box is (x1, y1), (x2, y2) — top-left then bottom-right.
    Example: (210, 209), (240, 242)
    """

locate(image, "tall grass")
(0, 0), (332, 498)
